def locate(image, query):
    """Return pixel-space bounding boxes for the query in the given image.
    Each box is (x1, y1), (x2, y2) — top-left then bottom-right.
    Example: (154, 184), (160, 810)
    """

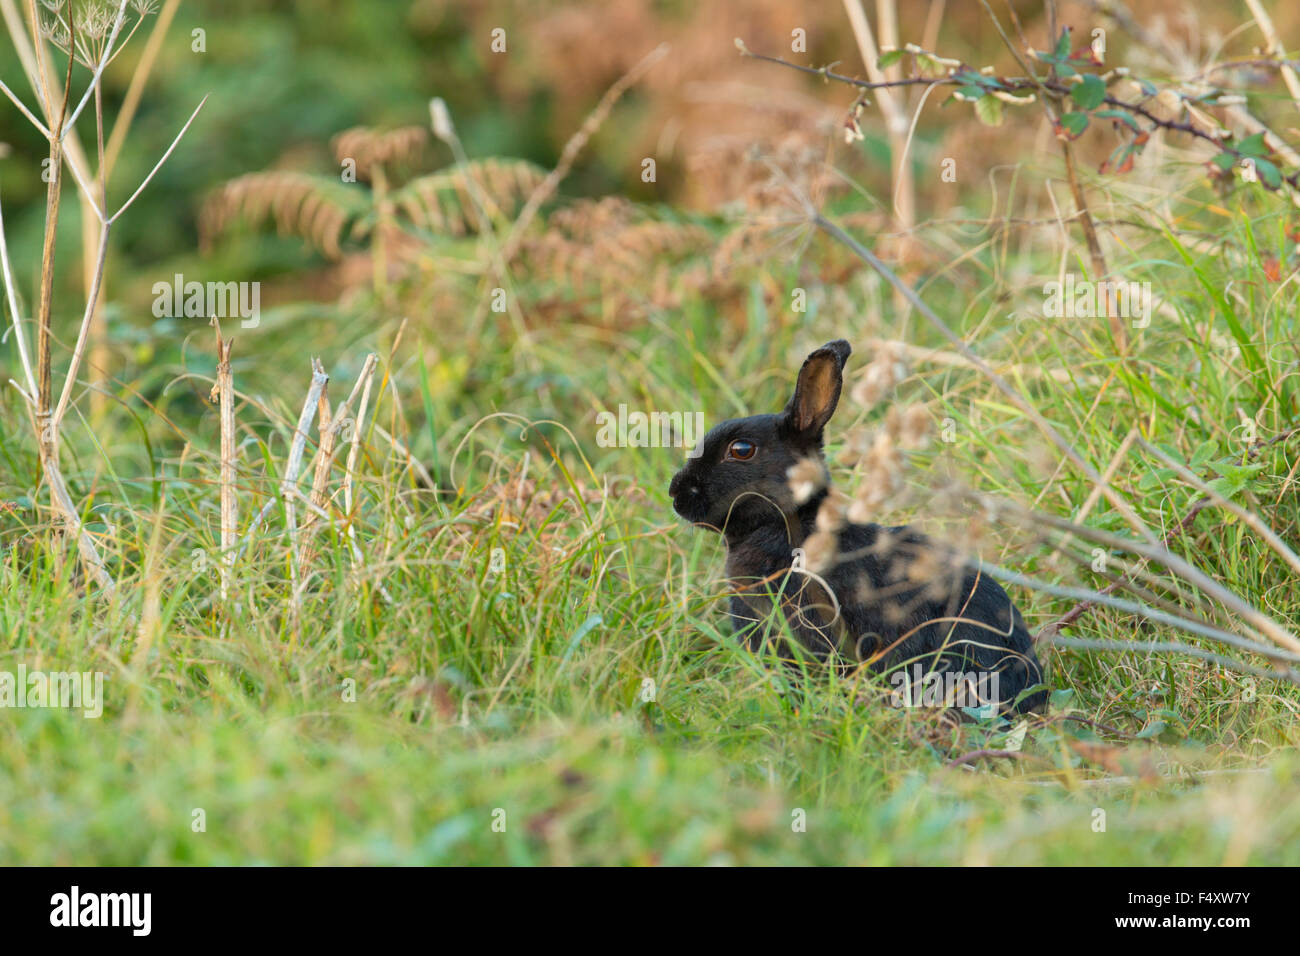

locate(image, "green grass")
(3, 159), (1300, 865)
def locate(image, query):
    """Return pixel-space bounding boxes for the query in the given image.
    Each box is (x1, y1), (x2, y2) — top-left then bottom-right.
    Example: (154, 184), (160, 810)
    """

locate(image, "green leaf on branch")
(1054, 28), (1071, 60)
(1254, 158), (1282, 189)
(1237, 133), (1268, 158)
(1071, 74), (1106, 110)
(1205, 461), (1265, 500)
(974, 94), (1004, 126)
(1208, 151), (1235, 171)
(1095, 108), (1140, 132)
(877, 49), (905, 69)
(1055, 111), (1090, 139)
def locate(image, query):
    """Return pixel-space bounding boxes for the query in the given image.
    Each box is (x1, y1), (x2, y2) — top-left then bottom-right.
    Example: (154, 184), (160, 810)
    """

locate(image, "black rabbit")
(669, 340), (1047, 715)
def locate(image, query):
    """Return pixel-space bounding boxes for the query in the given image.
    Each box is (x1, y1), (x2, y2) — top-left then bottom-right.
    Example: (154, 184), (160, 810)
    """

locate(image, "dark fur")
(669, 340), (1047, 715)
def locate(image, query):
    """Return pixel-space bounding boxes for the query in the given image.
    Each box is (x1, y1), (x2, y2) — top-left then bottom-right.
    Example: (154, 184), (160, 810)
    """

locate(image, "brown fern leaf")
(520, 198), (712, 314)
(393, 159), (547, 237)
(331, 125), (428, 180)
(201, 171), (366, 259)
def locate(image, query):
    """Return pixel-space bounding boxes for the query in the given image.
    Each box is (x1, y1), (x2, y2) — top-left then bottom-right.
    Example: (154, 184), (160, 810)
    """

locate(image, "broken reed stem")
(295, 354), (393, 604)
(296, 374), (335, 575)
(213, 323), (236, 602)
(343, 354), (379, 521)
(301, 353), (378, 530)
(339, 355), (392, 603)
(292, 355), (393, 617)
(241, 361), (328, 546)
(310, 380), (334, 515)
(277, 360), (329, 639)
(239, 356), (386, 568)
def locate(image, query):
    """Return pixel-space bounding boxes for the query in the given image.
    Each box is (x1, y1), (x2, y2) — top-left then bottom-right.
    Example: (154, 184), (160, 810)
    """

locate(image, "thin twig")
(1139, 436), (1300, 576)
(980, 561), (1300, 679)
(499, 43), (669, 263)
(1042, 636), (1297, 682)
(109, 93), (208, 224)
(1046, 424), (1300, 633)
(0, 186), (38, 397)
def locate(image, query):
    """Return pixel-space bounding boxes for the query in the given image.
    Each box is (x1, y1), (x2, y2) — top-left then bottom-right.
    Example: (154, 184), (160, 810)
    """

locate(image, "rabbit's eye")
(726, 439), (756, 461)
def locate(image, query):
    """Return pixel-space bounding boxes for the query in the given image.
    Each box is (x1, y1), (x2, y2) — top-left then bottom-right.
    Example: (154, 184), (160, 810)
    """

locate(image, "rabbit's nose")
(669, 469), (700, 501)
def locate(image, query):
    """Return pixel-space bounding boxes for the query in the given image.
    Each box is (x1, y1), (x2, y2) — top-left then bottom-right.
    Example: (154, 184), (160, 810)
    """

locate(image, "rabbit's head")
(669, 340), (851, 537)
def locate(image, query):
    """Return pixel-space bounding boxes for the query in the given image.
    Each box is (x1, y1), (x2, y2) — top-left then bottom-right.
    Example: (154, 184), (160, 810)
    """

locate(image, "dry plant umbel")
(0, 0), (204, 593)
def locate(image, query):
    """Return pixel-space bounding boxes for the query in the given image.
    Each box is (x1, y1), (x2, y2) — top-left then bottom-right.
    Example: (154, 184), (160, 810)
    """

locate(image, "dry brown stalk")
(212, 321), (236, 602)
(283, 360), (329, 641)
(841, 0), (915, 263)
(292, 354), (391, 609)
(0, 0), (203, 594)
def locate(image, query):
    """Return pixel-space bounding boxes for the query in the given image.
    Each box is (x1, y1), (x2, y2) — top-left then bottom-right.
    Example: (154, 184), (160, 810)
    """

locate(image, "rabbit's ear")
(782, 340), (852, 439)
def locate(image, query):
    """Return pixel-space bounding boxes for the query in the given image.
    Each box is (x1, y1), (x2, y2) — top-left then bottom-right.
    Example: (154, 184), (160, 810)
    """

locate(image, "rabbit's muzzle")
(669, 468), (706, 523)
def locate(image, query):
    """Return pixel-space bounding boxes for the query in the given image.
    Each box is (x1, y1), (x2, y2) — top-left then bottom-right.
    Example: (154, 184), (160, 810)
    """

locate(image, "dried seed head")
(903, 541), (946, 584)
(801, 529), (838, 574)
(883, 405), (902, 439)
(922, 573), (956, 603)
(787, 457), (827, 505)
(849, 346), (907, 410)
(429, 97), (455, 143)
(815, 488), (849, 533)
(852, 429), (904, 515)
(855, 576), (881, 605)
(1150, 88), (1183, 123)
(843, 109), (865, 144)
(881, 600), (908, 626)
(836, 426), (872, 467)
(899, 404), (930, 449)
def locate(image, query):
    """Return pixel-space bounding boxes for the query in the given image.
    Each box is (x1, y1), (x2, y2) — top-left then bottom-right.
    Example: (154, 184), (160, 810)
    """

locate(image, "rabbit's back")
(729, 521), (1047, 714)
